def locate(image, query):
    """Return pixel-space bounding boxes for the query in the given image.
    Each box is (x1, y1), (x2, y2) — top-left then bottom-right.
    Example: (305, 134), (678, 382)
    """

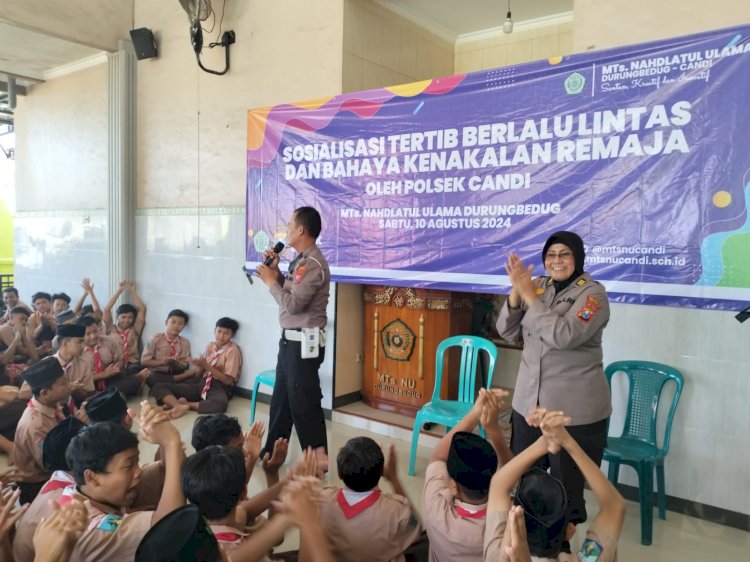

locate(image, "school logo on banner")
(564, 71), (585, 94)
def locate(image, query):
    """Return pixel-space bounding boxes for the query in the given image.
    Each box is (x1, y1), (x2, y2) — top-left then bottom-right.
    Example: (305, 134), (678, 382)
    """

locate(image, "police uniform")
(422, 461), (488, 562)
(496, 271), (611, 523)
(140, 332), (191, 387)
(263, 243), (330, 456)
(318, 486), (423, 562)
(151, 340), (242, 414)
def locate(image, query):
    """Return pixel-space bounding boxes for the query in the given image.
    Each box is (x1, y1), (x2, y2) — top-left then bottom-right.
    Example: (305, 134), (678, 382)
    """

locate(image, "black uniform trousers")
(0, 398), (27, 441)
(262, 333), (327, 458)
(510, 409), (608, 524)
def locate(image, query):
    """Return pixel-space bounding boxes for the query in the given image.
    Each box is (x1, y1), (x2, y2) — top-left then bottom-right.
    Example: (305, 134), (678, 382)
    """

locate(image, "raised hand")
(243, 420), (265, 462)
(0, 488), (27, 538)
(292, 447), (319, 479)
(501, 505), (532, 562)
(262, 437), (289, 474)
(129, 401), (179, 447)
(81, 278), (94, 293)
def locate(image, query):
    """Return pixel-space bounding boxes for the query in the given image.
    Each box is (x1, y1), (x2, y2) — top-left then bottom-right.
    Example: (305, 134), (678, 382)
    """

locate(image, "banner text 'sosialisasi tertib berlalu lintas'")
(246, 25), (750, 311)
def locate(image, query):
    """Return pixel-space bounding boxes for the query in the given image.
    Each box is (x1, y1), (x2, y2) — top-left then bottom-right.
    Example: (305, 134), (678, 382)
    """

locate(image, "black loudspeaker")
(130, 28), (158, 60)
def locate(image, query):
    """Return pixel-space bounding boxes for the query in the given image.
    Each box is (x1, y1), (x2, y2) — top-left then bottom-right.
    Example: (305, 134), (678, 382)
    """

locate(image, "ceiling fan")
(178, 0), (235, 75)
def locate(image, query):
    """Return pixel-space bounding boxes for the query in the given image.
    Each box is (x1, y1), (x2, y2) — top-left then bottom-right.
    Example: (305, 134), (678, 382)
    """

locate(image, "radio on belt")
(301, 327), (320, 359)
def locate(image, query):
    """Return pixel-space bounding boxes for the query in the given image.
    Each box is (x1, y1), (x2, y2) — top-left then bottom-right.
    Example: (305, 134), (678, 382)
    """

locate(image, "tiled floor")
(2, 396), (748, 560)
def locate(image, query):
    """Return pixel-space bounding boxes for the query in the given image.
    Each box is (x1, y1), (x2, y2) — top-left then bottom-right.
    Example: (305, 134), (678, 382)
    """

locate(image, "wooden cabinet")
(362, 286), (473, 417)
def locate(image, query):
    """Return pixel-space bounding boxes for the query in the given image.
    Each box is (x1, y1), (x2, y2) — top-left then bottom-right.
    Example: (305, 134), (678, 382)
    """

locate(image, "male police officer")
(256, 206), (330, 467)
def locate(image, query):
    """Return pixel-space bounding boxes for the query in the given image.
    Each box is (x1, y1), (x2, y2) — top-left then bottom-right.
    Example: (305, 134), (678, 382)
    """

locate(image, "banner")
(247, 25), (750, 310)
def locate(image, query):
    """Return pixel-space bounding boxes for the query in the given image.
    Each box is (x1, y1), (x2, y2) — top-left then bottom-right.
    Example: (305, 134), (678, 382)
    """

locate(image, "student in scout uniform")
(59, 403), (186, 562)
(78, 316), (140, 397)
(0, 286), (31, 325)
(485, 408), (625, 562)
(13, 416), (86, 562)
(10, 357), (70, 504)
(134, 504), (221, 562)
(139, 309), (191, 388)
(53, 323), (94, 407)
(151, 317), (242, 419)
(256, 206), (331, 466)
(30, 292), (56, 348)
(422, 388), (513, 562)
(497, 231), (611, 529)
(317, 436), (423, 562)
(52, 293), (72, 316)
(102, 280), (147, 376)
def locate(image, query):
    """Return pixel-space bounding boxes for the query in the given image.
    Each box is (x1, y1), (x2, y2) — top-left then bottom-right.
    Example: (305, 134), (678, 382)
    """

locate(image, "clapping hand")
(243, 421), (265, 462)
(500, 505), (532, 562)
(262, 438), (289, 475)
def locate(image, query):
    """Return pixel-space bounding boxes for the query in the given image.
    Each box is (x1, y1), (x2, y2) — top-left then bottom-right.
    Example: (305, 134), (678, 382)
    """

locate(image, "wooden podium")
(362, 286), (474, 417)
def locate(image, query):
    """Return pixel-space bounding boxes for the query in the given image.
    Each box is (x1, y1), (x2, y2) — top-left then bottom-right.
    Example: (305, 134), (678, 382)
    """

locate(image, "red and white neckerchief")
(166, 336), (178, 358)
(336, 488), (382, 519)
(27, 398), (65, 422)
(39, 470), (76, 495)
(200, 347), (224, 399)
(117, 328), (130, 363)
(453, 503), (487, 519)
(87, 346), (106, 391)
(210, 525), (247, 545)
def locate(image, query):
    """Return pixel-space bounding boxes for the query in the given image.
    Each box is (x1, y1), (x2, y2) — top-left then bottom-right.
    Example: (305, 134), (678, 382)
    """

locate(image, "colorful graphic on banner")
(247, 25), (750, 310)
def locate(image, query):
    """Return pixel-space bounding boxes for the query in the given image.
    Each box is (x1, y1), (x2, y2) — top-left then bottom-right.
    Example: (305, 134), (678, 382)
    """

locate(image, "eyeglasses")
(545, 251), (573, 260)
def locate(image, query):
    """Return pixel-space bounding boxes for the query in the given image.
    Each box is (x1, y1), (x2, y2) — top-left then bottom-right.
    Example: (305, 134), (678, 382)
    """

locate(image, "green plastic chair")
(408, 335), (498, 476)
(604, 360), (684, 546)
(250, 369), (276, 424)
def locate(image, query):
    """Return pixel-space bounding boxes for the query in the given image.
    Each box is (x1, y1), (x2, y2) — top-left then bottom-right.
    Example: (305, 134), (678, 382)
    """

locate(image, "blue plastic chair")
(603, 360), (684, 546)
(408, 335), (498, 476)
(250, 369), (277, 424)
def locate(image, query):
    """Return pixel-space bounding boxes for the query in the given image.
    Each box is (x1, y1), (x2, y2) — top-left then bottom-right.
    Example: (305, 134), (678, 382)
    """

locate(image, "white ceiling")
(378, 0), (574, 39)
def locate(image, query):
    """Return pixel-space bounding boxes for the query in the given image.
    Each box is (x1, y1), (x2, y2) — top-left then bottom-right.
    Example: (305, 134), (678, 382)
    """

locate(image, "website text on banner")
(246, 25), (750, 310)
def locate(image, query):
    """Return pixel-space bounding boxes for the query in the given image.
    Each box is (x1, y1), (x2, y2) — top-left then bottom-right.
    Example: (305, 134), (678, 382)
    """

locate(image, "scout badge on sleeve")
(577, 295), (601, 323)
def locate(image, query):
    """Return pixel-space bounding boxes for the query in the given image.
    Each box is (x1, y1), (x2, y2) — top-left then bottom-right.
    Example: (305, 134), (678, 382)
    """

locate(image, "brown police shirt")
(495, 273), (611, 425)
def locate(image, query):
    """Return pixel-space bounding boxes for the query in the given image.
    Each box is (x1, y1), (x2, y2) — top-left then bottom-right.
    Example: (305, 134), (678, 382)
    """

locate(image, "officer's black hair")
(116, 303), (138, 317)
(167, 309), (189, 325)
(294, 206), (322, 239)
(215, 317), (239, 335)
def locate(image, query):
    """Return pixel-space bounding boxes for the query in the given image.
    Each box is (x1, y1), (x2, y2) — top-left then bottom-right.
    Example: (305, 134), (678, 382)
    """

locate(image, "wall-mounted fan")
(178, 0), (235, 75)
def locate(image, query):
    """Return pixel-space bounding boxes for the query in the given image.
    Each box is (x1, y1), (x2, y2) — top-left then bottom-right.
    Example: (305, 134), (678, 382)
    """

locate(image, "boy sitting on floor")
(78, 316), (140, 397)
(103, 281), (147, 375)
(10, 357), (70, 504)
(139, 309), (191, 388)
(151, 317), (241, 418)
(485, 408), (626, 562)
(422, 388), (513, 562)
(318, 436), (424, 562)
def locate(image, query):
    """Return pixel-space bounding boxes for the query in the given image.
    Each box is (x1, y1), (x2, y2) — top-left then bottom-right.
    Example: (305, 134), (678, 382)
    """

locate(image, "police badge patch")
(577, 295), (601, 322)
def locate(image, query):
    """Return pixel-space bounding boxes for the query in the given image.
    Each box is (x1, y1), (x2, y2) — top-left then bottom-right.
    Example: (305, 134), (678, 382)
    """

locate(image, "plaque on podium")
(362, 286), (473, 417)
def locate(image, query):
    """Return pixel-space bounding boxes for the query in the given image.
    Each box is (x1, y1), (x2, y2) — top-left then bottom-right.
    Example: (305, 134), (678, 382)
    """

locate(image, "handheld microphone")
(264, 241), (285, 265)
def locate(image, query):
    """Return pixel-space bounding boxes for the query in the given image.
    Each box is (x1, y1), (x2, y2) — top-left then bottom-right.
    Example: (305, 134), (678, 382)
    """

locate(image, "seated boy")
(52, 292), (72, 316)
(423, 388), (512, 562)
(58, 404), (186, 562)
(53, 323), (94, 407)
(10, 357), (70, 504)
(13, 416), (86, 562)
(152, 317), (242, 418)
(318, 436), (423, 562)
(139, 309), (191, 388)
(102, 281), (147, 375)
(78, 316), (140, 397)
(0, 286), (31, 325)
(485, 408), (626, 562)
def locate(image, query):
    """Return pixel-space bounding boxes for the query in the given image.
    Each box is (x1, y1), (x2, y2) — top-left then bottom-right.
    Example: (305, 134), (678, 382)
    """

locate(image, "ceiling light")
(503, 0), (514, 34)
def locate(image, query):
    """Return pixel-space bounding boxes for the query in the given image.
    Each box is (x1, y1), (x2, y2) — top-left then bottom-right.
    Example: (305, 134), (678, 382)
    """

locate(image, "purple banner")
(247, 25), (750, 310)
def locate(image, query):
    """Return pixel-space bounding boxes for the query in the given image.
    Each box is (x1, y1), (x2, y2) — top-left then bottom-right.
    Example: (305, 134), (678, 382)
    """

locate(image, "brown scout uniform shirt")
(82, 337), (123, 379)
(13, 463), (164, 562)
(141, 332), (191, 368)
(203, 341), (242, 382)
(318, 486), (422, 562)
(271, 243), (330, 330)
(9, 398), (61, 484)
(104, 325), (141, 365)
(422, 461), (487, 562)
(495, 273), (611, 425)
(0, 300), (31, 325)
(483, 509), (619, 562)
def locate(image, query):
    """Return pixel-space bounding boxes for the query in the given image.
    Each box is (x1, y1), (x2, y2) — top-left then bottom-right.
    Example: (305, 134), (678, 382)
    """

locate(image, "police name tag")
(301, 327), (320, 359)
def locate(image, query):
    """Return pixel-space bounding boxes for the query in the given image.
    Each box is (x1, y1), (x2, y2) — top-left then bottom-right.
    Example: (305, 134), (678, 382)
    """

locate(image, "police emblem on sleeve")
(292, 264), (308, 284)
(577, 295), (601, 322)
(380, 319), (415, 361)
